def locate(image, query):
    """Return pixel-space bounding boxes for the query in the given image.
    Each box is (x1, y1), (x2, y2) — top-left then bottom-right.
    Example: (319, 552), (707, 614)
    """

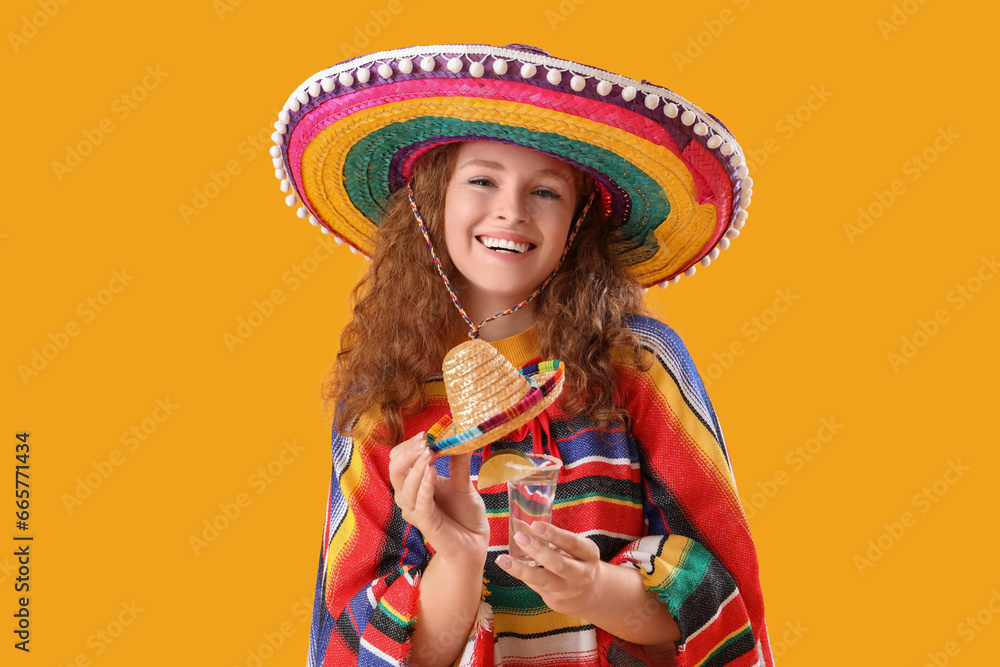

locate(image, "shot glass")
(507, 453), (562, 566)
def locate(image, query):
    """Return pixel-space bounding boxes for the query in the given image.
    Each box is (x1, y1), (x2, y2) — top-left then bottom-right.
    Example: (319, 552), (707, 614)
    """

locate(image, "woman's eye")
(468, 177), (494, 187)
(534, 188), (561, 199)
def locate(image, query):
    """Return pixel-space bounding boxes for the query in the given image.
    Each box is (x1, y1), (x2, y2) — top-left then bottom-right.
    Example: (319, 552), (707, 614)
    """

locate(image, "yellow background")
(3, 0), (998, 664)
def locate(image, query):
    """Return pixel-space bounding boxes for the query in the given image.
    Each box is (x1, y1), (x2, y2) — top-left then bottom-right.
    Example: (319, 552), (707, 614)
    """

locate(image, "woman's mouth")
(477, 236), (535, 254)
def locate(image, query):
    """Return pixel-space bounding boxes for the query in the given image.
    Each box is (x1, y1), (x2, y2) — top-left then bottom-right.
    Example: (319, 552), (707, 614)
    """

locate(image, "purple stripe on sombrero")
(388, 136), (627, 227)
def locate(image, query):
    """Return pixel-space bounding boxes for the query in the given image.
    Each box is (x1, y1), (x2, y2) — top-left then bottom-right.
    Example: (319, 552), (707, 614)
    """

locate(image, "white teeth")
(479, 236), (531, 254)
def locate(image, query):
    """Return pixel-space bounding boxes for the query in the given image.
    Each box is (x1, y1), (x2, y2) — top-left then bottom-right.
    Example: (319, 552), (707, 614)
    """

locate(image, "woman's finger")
(448, 453), (473, 493)
(509, 531), (575, 579)
(497, 553), (560, 589)
(528, 522), (600, 562)
(396, 448), (432, 514)
(388, 432), (427, 491)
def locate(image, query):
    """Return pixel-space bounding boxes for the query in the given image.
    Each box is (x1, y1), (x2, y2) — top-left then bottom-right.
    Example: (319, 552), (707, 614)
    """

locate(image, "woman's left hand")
(496, 521), (604, 619)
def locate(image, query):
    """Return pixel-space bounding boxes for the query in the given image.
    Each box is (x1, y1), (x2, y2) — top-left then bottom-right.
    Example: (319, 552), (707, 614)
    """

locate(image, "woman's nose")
(494, 188), (529, 223)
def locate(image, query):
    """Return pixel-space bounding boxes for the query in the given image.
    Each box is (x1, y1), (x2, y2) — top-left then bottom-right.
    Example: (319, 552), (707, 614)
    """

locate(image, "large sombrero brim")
(426, 360), (564, 456)
(271, 44), (751, 288)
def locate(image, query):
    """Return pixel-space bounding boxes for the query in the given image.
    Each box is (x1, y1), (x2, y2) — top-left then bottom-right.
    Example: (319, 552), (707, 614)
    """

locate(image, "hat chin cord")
(406, 179), (595, 340)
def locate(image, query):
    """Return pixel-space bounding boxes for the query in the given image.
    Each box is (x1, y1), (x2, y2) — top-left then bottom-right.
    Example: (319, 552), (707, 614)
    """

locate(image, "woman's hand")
(496, 521), (603, 618)
(388, 432), (490, 562)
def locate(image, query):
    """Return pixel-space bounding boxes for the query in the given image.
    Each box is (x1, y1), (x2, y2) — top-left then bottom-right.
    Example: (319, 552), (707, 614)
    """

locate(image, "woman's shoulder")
(615, 314), (698, 370)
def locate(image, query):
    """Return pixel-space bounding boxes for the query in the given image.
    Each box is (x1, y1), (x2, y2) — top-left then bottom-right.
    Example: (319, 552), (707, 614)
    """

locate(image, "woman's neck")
(467, 304), (536, 342)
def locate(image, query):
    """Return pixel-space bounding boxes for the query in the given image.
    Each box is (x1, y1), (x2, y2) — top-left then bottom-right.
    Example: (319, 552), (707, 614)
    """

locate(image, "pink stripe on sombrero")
(286, 78), (728, 214)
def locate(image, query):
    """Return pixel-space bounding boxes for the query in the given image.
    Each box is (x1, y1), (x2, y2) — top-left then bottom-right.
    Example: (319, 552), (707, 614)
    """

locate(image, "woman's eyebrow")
(458, 159), (572, 185)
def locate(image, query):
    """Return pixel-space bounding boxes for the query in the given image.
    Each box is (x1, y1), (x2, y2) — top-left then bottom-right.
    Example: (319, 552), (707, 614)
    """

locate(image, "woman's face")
(442, 141), (578, 316)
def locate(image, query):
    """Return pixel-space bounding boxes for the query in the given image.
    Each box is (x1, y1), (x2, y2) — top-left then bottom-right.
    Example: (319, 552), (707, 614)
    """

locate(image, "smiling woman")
(276, 42), (772, 667)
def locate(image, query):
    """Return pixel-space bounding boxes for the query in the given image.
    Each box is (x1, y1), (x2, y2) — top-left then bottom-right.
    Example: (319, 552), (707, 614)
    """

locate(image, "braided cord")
(406, 180), (595, 340)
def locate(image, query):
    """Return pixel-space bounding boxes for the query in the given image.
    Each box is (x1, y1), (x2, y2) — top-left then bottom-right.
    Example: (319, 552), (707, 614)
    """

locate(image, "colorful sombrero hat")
(271, 43), (751, 288)
(425, 339), (564, 456)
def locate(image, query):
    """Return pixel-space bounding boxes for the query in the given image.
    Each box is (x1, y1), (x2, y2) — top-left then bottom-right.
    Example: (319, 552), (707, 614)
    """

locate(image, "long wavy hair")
(322, 141), (654, 445)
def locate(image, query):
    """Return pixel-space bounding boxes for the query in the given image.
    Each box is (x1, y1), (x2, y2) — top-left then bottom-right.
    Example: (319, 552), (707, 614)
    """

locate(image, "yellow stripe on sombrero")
(298, 96), (720, 282)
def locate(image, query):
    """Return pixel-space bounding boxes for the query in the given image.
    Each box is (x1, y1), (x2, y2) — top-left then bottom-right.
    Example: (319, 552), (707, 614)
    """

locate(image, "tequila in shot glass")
(507, 453), (562, 566)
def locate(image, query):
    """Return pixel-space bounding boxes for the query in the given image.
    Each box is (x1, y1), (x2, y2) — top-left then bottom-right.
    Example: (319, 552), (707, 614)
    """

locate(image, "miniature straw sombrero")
(271, 43), (751, 288)
(424, 339), (564, 456)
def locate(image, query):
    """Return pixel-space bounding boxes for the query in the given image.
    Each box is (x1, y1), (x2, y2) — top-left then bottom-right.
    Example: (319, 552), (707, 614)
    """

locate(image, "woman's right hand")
(388, 432), (490, 563)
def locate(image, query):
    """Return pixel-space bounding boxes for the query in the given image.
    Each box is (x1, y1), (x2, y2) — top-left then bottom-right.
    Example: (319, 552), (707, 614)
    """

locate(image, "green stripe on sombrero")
(343, 117), (671, 267)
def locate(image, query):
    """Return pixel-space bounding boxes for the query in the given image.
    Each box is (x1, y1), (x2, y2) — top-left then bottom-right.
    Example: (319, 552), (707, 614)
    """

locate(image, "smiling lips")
(477, 236), (536, 255)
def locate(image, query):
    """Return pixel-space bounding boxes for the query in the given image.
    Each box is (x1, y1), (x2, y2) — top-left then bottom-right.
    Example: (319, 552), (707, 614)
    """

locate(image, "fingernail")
(530, 522), (547, 535)
(514, 532), (531, 546)
(412, 438), (424, 451)
(497, 555), (512, 569)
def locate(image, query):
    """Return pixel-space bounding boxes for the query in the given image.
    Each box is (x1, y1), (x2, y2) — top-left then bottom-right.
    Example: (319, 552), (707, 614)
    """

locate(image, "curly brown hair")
(321, 141), (654, 445)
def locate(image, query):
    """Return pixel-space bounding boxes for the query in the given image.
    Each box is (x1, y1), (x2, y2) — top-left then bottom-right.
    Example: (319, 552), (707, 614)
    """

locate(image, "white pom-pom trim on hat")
(349, 245), (359, 254)
(398, 58), (413, 74)
(693, 122), (708, 136)
(622, 85), (637, 101)
(356, 67), (371, 83)
(334, 235), (344, 245)
(420, 56), (436, 71)
(377, 63), (393, 79)
(644, 94), (660, 110)
(683, 265), (697, 277)
(546, 69), (562, 85)
(308, 81), (321, 98)
(663, 103), (679, 118)
(447, 57), (463, 73)
(735, 209), (749, 223)
(596, 80), (612, 96)
(737, 164), (749, 179)
(720, 142), (734, 156)
(285, 194), (297, 207)
(271, 132), (283, 145)
(269, 145), (281, 158)
(275, 168), (286, 180)
(321, 76), (336, 92)
(469, 61), (485, 77)
(709, 248), (721, 260)
(570, 75), (586, 91)
(338, 72), (354, 86)
(725, 228), (741, 240)
(706, 135), (723, 149)
(280, 180), (291, 193)
(700, 255), (712, 267)
(492, 59), (508, 75)
(274, 121), (287, 134)
(278, 110), (290, 124)
(520, 63), (537, 78)
(295, 89), (309, 105)
(659, 281), (669, 289)
(309, 215), (321, 227)
(289, 98), (300, 113)
(669, 275), (681, 284)
(718, 237), (731, 250)
(297, 206), (309, 219)
(730, 154), (745, 168)
(680, 110), (696, 126)
(320, 226), (332, 235)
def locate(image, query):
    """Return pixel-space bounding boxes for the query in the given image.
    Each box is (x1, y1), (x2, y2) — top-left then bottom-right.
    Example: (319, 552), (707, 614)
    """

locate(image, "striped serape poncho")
(309, 315), (774, 666)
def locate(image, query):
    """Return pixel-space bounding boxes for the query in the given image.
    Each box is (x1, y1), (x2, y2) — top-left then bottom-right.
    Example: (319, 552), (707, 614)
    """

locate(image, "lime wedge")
(477, 449), (534, 489)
